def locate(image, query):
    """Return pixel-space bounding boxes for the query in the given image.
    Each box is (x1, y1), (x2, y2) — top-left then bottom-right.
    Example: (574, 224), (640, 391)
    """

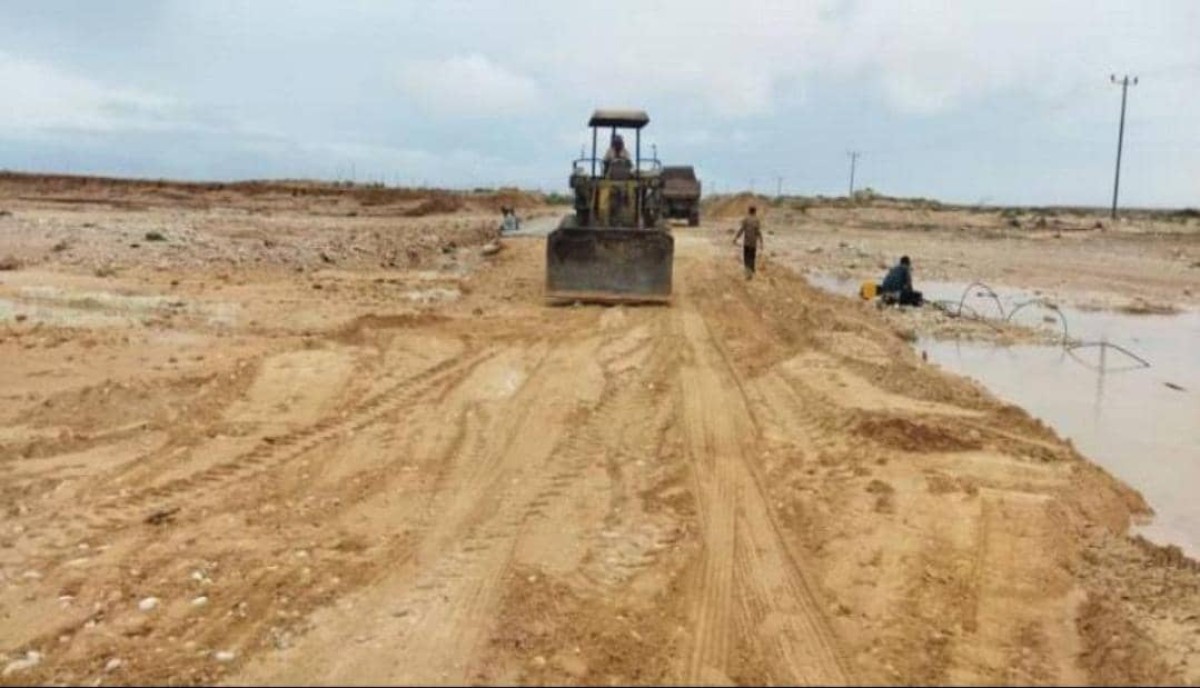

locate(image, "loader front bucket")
(545, 223), (674, 304)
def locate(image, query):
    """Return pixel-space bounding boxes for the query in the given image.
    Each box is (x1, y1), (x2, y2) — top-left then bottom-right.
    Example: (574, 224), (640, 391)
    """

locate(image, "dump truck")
(545, 109), (674, 304)
(661, 166), (702, 226)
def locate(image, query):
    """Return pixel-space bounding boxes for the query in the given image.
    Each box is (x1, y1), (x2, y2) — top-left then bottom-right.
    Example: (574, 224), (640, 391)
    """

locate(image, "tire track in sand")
(74, 347), (498, 536)
(674, 298), (851, 685)
(230, 333), (611, 685)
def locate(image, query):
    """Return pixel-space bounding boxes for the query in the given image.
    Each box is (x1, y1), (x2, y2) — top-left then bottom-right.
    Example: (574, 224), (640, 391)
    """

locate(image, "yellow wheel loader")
(545, 109), (674, 304)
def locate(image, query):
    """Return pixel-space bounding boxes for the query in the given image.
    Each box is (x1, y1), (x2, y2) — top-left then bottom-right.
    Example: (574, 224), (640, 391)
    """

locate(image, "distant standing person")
(500, 207), (519, 234)
(880, 255), (923, 306)
(732, 206), (763, 279)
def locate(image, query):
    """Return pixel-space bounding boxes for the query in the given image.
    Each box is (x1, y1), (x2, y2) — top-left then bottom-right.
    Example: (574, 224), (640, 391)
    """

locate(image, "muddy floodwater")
(811, 274), (1200, 557)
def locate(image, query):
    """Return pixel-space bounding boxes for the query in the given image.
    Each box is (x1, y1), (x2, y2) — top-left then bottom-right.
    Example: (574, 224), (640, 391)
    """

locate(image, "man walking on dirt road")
(733, 206), (763, 279)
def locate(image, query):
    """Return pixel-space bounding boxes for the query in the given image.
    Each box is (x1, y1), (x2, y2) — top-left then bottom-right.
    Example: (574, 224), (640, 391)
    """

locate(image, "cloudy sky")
(2, 1), (1198, 206)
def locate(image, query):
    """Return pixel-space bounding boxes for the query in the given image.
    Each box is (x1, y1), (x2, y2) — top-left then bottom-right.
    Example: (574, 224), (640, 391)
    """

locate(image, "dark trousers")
(743, 245), (757, 273)
(881, 288), (923, 306)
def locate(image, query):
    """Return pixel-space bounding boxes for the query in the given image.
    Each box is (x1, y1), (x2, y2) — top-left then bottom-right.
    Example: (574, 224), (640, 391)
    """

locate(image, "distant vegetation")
(0, 172), (1193, 223)
(700, 188), (1198, 222)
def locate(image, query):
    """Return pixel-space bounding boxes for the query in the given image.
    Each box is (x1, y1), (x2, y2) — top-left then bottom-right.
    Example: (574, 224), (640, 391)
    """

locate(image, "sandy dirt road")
(3, 196), (1199, 685)
(220, 234), (851, 686)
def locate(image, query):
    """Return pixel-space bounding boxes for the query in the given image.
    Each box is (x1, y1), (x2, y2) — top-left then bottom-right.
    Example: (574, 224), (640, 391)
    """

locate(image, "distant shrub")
(401, 193), (464, 217)
(851, 187), (880, 202)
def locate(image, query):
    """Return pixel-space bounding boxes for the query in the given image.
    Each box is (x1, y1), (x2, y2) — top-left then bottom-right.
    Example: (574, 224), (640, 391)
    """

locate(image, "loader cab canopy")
(586, 108), (652, 180)
(588, 109), (650, 129)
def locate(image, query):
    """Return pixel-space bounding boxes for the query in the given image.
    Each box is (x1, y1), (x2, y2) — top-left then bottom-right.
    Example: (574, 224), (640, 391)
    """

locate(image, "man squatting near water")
(880, 255), (924, 306)
(732, 206), (763, 279)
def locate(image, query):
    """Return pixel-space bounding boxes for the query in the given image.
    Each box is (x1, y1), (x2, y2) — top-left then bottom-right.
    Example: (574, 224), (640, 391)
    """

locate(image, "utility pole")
(847, 151), (861, 197)
(775, 175), (783, 198)
(1109, 74), (1138, 220)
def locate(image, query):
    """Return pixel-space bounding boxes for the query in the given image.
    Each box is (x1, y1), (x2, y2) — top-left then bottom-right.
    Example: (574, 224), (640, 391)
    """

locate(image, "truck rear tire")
(687, 210), (700, 227)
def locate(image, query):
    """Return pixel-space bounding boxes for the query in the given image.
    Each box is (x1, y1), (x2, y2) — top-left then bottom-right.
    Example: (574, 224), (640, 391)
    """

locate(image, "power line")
(1109, 74), (1139, 220)
(846, 151), (861, 196)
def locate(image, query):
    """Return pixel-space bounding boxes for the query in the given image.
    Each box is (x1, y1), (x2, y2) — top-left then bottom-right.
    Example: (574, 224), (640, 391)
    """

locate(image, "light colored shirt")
(603, 146), (630, 163)
(735, 216), (762, 248)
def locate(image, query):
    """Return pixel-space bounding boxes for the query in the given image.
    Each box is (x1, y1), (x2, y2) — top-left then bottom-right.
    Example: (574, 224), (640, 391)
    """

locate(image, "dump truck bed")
(660, 166), (701, 199)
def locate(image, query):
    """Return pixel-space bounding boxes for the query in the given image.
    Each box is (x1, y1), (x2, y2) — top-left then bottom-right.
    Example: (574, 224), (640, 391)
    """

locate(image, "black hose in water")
(928, 280), (1153, 371)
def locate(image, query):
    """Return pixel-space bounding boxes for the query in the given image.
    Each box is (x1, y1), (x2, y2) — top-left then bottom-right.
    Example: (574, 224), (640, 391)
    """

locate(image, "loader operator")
(602, 134), (631, 177)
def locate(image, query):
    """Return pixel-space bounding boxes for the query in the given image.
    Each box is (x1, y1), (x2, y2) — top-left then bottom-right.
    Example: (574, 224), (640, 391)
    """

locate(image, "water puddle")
(0, 286), (241, 329)
(403, 287), (461, 305)
(808, 272), (1200, 557)
(0, 296), (142, 328)
(804, 273), (863, 298)
(807, 273), (1069, 326)
(504, 213), (566, 237)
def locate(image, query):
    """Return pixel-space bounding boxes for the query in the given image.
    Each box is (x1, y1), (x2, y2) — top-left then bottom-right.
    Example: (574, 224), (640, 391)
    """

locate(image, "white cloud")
(676, 129), (715, 147)
(0, 50), (176, 133)
(396, 54), (541, 117)
(509, 0), (1199, 120)
(515, 0), (831, 118)
(235, 135), (546, 188)
(819, 1), (1200, 115)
